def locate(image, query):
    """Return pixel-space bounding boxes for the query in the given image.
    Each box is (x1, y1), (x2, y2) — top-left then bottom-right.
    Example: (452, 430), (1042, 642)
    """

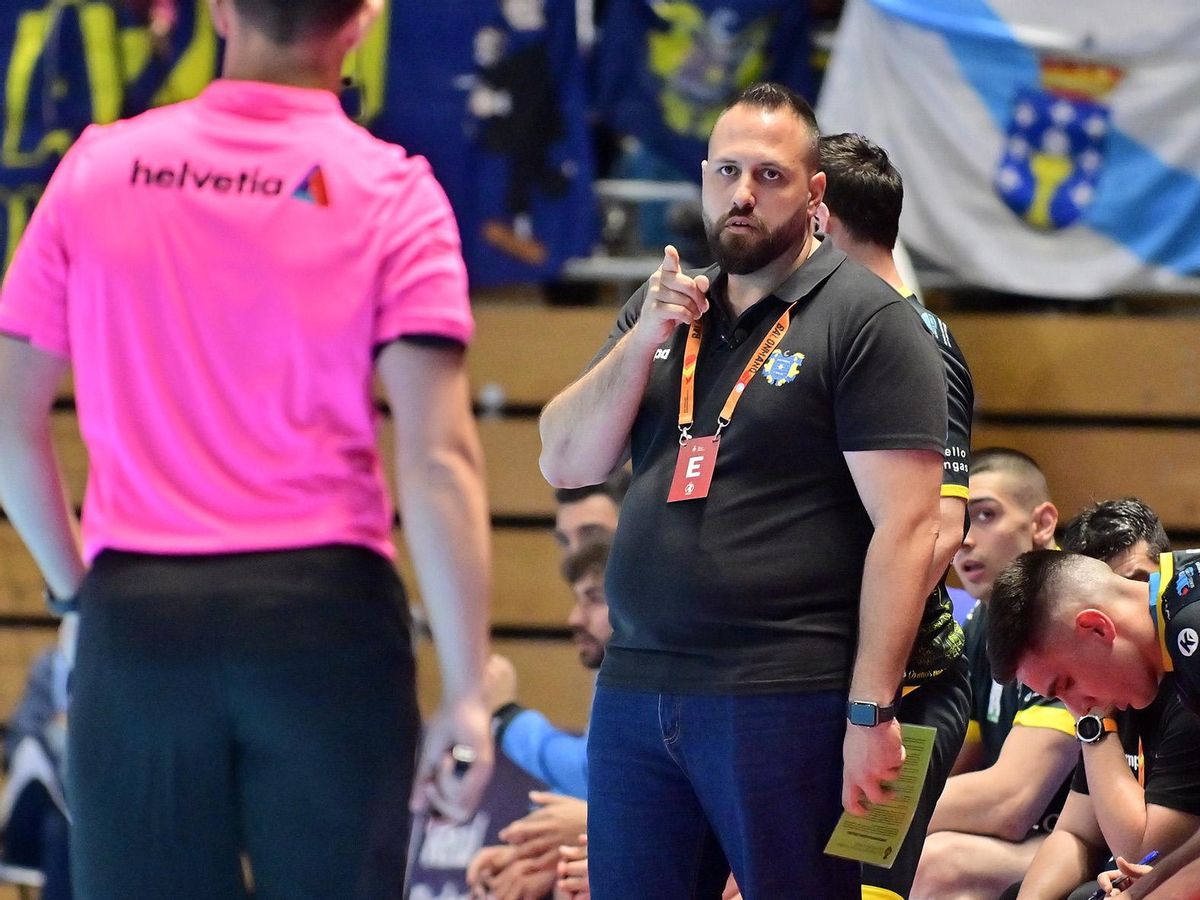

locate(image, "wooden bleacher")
(3, 303), (1200, 738)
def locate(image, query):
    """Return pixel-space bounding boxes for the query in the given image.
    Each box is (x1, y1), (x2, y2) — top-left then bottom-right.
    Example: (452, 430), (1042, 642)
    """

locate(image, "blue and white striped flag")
(817, 0), (1200, 298)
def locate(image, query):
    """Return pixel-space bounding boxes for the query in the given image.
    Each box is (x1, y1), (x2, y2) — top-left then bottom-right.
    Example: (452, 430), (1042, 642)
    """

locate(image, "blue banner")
(375, 0), (597, 287)
(0, 1), (218, 266)
(593, 0), (816, 175)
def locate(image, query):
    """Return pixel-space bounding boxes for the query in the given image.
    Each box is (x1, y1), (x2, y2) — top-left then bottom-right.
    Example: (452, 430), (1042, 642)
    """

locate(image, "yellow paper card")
(824, 723), (937, 869)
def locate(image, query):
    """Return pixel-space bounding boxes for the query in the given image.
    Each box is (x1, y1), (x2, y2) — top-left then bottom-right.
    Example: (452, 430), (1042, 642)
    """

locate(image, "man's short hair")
(553, 469), (630, 508)
(987, 549), (1084, 683)
(971, 447), (1051, 507)
(233, 0), (361, 43)
(561, 534), (612, 585)
(721, 82), (820, 168)
(1061, 498), (1170, 562)
(818, 133), (902, 250)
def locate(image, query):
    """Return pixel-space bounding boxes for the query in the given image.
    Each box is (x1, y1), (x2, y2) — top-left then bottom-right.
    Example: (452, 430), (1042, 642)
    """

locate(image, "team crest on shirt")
(762, 349), (804, 386)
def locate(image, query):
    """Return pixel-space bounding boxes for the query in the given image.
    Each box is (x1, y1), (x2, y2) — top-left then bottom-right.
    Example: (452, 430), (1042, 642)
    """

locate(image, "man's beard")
(573, 632), (604, 669)
(704, 204), (811, 275)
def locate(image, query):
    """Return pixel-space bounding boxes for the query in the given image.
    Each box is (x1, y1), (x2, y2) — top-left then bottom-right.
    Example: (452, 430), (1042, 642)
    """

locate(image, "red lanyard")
(677, 302), (798, 444)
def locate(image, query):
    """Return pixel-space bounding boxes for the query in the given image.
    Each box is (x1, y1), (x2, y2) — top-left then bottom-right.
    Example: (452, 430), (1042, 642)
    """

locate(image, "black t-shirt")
(963, 602), (1074, 830)
(590, 242), (947, 694)
(1071, 674), (1200, 816)
(1153, 550), (1200, 717)
(903, 296), (974, 684)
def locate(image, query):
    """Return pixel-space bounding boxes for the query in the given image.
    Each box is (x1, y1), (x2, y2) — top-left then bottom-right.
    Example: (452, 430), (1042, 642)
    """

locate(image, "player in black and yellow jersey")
(818, 132), (973, 900)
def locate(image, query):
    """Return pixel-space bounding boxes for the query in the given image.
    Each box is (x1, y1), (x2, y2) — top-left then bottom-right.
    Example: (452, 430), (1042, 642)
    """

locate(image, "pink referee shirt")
(0, 80), (474, 562)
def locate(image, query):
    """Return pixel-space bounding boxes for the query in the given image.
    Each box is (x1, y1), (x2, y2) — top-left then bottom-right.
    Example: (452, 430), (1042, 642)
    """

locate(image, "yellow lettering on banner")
(343, 0), (390, 125)
(78, 1), (122, 124)
(4, 1), (131, 168)
(151, 0), (217, 107)
(119, 24), (154, 86)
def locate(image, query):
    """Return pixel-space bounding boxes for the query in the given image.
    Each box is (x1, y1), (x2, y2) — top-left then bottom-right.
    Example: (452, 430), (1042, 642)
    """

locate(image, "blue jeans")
(587, 686), (859, 900)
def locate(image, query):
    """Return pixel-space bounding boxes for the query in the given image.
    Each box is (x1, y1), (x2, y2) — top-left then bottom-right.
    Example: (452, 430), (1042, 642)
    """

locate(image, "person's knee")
(912, 832), (972, 894)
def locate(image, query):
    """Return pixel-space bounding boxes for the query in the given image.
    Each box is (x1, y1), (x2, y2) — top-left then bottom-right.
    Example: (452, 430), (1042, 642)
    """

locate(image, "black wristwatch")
(847, 700), (897, 727)
(1075, 714), (1118, 744)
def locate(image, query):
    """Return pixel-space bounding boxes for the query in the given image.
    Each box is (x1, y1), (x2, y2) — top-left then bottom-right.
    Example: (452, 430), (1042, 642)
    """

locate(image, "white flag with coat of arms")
(816, 0), (1200, 299)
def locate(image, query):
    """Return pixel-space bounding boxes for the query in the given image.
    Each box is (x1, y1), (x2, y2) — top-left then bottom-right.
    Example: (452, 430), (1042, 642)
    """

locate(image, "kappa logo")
(762, 349), (804, 386)
(1179, 628), (1199, 658)
(293, 164), (330, 207)
(654, 348), (671, 361)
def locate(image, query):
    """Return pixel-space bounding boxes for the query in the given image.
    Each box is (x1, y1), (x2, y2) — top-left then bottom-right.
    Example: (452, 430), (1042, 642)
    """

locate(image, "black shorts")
(67, 544), (420, 900)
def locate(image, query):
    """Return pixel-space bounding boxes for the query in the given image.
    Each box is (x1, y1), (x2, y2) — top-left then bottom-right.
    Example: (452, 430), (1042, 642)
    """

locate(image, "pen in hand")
(1087, 850), (1160, 899)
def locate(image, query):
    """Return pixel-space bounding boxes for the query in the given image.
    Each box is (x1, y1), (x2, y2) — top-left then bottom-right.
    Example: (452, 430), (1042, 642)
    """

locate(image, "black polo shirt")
(590, 242), (947, 694)
(1152, 550), (1200, 717)
(903, 297), (974, 684)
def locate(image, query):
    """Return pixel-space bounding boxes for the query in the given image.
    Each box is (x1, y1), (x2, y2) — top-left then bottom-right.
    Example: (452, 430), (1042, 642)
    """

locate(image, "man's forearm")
(1084, 739), (1152, 862)
(539, 329), (656, 489)
(0, 419), (85, 598)
(400, 434), (492, 701)
(928, 770), (1009, 836)
(500, 709), (588, 799)
(1017, 829), (1102, 899)
(849, 515), (938, 702)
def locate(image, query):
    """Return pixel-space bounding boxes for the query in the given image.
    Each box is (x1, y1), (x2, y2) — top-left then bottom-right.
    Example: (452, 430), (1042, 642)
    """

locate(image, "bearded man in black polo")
(540, 82), (946, 899)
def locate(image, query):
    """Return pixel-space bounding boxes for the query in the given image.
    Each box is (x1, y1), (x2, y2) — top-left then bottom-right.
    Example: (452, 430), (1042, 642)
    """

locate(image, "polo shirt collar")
(199, 79), (344, 119)
(702, 238), (846, 309)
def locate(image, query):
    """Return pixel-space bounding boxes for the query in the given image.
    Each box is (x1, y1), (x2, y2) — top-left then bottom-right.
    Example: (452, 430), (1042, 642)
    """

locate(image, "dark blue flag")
(0, 1), (218, 268)
(594, 0), (816, 175)
(374, 0), (597, 287)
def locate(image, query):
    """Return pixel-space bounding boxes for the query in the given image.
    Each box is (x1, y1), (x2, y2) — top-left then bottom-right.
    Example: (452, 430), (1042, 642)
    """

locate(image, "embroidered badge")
(762, 349), (804, 386)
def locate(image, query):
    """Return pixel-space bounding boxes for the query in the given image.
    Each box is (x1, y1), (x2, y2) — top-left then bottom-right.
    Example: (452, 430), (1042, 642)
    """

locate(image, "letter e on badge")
(668, 436), (719, 502)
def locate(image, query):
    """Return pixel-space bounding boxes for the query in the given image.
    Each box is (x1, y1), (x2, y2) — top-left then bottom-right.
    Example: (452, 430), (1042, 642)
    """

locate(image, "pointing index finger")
(661, 244), (681, 274)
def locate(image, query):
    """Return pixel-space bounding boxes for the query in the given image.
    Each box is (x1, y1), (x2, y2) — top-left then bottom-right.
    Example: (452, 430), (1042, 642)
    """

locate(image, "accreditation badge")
(667, 436), (719, 502)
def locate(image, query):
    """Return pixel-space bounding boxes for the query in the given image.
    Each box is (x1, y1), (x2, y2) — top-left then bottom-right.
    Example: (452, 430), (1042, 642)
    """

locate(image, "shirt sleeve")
(374, 156), (473, 347)
(498, 709), (589, 800)
(903, 299), (973, 498)
(940, 331), (973, 499)
(583, 280), (649, 374)
(833, 300), (947, 453)
(0, 131), (96, 358)
(1012, 687), (1076, 736)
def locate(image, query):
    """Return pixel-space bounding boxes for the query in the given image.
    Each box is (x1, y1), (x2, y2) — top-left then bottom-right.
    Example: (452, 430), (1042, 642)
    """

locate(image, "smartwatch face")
(847, 702), (877, 726)
(1077, 715), (1103, 742)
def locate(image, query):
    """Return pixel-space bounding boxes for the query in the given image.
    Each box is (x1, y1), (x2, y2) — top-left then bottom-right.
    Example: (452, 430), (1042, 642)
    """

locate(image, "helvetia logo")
(130, 159), (283, 196)
(293, 165), (330, 207)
